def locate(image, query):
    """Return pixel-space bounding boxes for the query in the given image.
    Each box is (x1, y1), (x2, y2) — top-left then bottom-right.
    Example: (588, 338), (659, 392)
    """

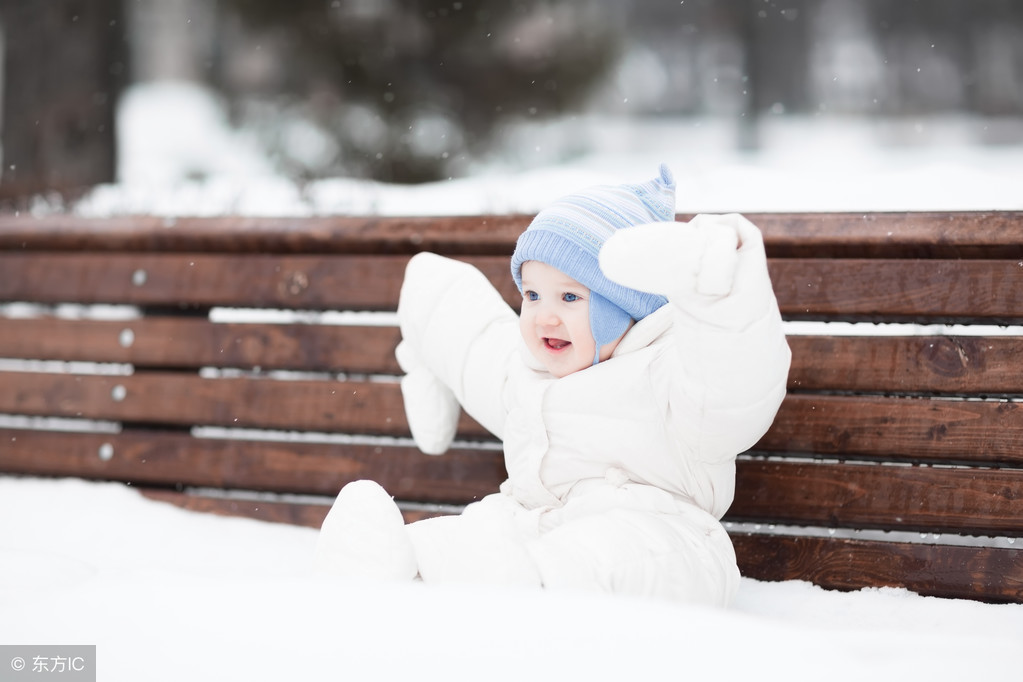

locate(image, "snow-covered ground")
(3, 81), (1023, 680)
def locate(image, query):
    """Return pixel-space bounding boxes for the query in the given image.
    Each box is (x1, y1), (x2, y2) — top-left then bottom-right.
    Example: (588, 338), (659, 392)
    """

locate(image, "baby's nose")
(535, 306), (560, 327)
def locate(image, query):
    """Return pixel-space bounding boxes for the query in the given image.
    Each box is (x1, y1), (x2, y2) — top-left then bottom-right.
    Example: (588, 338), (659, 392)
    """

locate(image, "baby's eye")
(562, 292), (580, 302)
(525, 290), (539, 302)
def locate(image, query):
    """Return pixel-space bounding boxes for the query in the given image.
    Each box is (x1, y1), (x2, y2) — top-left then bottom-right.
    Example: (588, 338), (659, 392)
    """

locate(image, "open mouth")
(544, 337), (570, 351)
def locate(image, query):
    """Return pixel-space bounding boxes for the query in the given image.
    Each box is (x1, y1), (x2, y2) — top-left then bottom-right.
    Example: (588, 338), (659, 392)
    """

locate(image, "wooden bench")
(2, 211), (1022, 603)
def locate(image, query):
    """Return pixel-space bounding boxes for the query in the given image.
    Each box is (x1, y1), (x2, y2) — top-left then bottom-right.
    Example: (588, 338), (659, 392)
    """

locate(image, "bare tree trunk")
(0, 0), (127, 202)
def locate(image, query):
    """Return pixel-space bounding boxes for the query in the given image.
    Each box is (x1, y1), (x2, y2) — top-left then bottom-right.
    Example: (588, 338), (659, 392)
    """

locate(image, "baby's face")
(519, 260), (619, 377)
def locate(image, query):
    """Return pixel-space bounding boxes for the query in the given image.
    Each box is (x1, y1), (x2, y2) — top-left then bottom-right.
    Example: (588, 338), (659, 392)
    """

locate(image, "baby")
(314, 165), (791, 605)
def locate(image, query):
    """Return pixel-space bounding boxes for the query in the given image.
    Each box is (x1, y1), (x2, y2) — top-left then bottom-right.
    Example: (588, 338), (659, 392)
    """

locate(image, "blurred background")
(1, 0), (1021, 201)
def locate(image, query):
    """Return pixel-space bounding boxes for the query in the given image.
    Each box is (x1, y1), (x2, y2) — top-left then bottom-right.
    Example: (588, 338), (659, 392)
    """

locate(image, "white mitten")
(395, 340), (460, 455)
(599, 214), (742, 299)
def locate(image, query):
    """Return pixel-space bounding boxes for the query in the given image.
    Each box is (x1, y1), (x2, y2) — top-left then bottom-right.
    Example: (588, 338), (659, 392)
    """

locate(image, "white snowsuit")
(394, 214), (791, 606)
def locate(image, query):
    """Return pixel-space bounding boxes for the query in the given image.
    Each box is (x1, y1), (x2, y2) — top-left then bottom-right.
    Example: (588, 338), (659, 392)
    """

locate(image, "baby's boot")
(313, 480), (418, 581)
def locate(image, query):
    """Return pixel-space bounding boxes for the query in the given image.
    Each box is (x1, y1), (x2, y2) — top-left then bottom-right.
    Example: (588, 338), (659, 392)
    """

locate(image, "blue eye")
(563, 292), (580, 302)
(525, 290), (539, 301)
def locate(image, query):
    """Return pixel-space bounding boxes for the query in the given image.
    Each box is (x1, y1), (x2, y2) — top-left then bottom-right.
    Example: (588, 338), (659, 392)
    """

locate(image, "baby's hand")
(599, 214), (746, 299)
(396, 341), (460, 455)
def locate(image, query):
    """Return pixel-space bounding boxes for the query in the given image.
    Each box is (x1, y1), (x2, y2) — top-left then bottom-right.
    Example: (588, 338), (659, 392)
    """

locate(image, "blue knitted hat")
(511, 164), (676, 364)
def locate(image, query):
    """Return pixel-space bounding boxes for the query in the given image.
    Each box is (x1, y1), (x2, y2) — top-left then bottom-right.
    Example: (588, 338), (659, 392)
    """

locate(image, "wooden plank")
(138, 489), (453, 528)
(0, 317), (403, 374)
(3, 212), (1023, 259)
(6, 253), (1023, 321)
(770, 258), (1023, 322)
(752, 211), (1023, 259)
(0, 215), (530, 256)
(0, 252), (408, 309)
(755, 394), (1023, 465)
(787, 336), (1023, 395)
(0, 429), (506, 505)
(731, 533), (1023, 603)
(0, 253), (519, 310)
(0, 370), (492, 439)
(729, 459), (1023, 536)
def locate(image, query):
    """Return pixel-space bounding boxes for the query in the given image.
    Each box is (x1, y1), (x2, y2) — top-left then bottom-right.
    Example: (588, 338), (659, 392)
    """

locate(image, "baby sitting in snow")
(314, 165), (791, 606)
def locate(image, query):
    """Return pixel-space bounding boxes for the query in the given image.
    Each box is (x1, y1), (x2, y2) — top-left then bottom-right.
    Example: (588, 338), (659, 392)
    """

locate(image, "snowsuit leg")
(406, 493), (543, 588)
(526, 505), (740, 606)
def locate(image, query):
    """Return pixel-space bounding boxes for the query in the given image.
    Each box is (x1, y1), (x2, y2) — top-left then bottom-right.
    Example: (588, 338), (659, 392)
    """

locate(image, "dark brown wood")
(138, 488), (452, 527)
(7, 322), (1023, 397)
(0, 253), (410, 310)
(0, 253), (519, 311)
(1, 429), (506, 505)
(770, 258), (1023, 322)
(787, 335), (1023, 395)
(729, 459), (1023, 536)
(0, 370), (491, 439)
(0, 214), (530, 255)
(3, 212), (1023, 259)
(730, 533), (1023, 602)
(754, 394), (1023, 465)
(0, 317), (404, 374)
(752, 211), (1023, 259)
(6, 254), (1023, 321)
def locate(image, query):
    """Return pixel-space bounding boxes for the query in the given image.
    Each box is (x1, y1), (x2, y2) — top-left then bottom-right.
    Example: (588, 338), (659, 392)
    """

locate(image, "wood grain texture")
(754, 394), (1023, 465)
(0, 253), (518, 311)
(786, 335), (1023, 395)
(3, 212), (1023, 258)
(1, 429), (506, 505)
(730, 533), (1023, 602)
(0, 370), (491, 438)
(5, 253), (1023, 321)
(730, 459), (1023, 536)
(769, 258), (1023, 322)
(0, 317), (403, 373)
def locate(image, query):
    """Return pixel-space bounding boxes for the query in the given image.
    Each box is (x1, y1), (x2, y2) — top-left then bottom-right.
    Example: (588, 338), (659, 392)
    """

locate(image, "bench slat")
(0, 317), (403, 374)
(0, 429), (505, 505)
(5, 254), (1023, 321)
(729, 460), (1023, 536)
(787, 336), (1023, 395)
(756, 394), (1023, 465)
(7, 370), (1020, 465)
(3, 212), (1023, 259)
(731, 533), (1023, 602)
(0, 253), (518, 311)
(0, 370), (489, 438)
(0, 252), (409, 310)
(769, 259), (1023, 322)
(7, 324), (1021, 396)
(7, 422), (1021, 537)
(0, 214), (531, 255)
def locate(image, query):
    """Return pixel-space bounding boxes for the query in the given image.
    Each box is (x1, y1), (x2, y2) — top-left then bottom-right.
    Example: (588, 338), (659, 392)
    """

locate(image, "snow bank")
(2, 477), (1021, 682)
